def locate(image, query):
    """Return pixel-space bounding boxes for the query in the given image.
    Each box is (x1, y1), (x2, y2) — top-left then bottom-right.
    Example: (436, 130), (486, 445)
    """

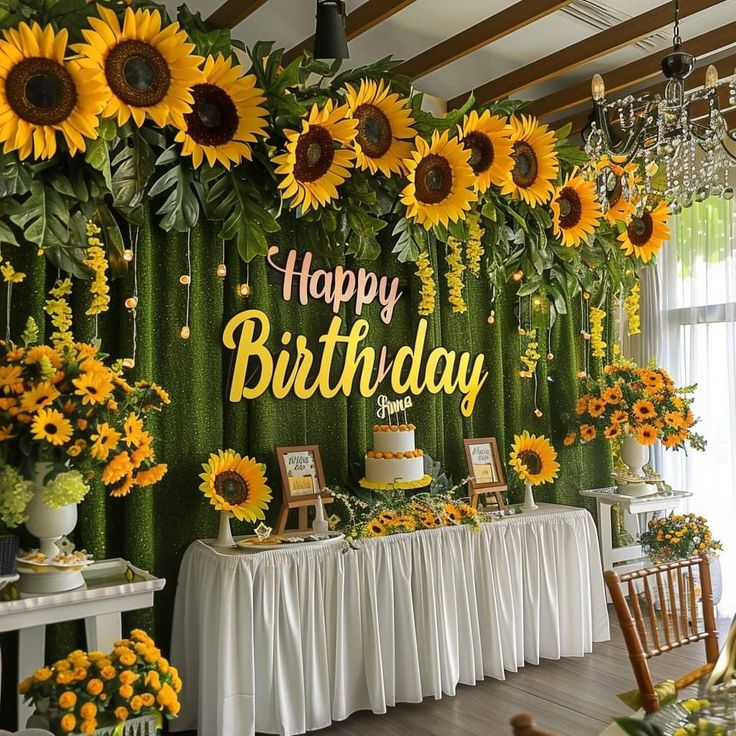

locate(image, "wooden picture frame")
(275, 445), (332, 533)
(463, 437), (507, 510)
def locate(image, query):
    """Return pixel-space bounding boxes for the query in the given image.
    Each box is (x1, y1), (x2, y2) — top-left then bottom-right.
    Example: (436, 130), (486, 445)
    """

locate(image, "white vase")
(618, 434), (658, 497)
(214, 510), (235, 547)
(521, 481), (539, 511)
(22, 462), (84, 594)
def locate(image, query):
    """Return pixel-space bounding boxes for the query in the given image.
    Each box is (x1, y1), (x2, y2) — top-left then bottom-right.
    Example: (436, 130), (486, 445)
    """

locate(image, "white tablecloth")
(170, 503), (610, 736)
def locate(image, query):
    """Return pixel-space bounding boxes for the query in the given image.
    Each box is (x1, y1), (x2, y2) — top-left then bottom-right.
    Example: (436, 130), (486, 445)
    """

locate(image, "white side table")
(0, 558), (165, 729)
(581, 487), (692, 580)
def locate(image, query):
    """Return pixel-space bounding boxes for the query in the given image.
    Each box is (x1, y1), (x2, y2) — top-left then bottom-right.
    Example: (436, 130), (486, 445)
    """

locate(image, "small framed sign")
(463, 437), (507, 510)
(275, 445), (331, 532)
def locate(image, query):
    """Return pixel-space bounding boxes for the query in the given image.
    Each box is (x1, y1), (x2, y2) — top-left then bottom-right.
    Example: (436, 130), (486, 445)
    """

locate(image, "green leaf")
(9, 180), (69, 248)
(148, 156), (202, 233)
(0, 218), (18, 247)
(111, 132), (156, 224)
(177, 5), (233, 57)
(85, 138), (112, 191)
(45, 244), (92, 279)
(0, 151), (31, 197)
(346, 232), (380, 260)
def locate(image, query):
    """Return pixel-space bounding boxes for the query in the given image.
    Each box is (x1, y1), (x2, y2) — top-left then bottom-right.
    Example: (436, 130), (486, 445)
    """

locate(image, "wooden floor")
(301, 611), (730, 736)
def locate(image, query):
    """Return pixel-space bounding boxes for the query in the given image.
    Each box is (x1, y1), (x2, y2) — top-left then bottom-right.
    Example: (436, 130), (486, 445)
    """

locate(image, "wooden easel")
(275, 493), (334, 534)
(464, 437), (507, 510)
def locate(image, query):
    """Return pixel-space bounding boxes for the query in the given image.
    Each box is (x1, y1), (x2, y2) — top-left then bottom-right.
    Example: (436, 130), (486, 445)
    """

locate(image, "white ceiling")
(162, 0), (736, 123)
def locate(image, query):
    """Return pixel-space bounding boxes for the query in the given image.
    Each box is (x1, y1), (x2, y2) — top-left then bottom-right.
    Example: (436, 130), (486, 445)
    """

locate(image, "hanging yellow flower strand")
(445, 236), (467, 313)
(624, 281), (641, 335)
(0, 258), (26, 343)
(44, 279), (74, 349)
(465, 211), (485, 278)
(83, 221), (110, 318)
(520, 328), (540, 378)
(589, 306), (607, 359)
(414, 250), (437, 316)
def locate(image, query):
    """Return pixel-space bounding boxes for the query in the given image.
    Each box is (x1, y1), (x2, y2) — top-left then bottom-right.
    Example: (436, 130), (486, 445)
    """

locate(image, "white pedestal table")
(171, 503), (610, 736)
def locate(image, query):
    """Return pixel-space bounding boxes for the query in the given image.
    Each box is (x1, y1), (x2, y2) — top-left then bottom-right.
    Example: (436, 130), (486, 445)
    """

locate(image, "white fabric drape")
(170, 505), (609, 736)
(657, 198), (736, 613)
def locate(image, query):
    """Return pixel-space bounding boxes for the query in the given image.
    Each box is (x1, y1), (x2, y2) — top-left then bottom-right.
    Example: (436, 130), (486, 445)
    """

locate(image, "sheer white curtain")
(656, 198), (736, 612)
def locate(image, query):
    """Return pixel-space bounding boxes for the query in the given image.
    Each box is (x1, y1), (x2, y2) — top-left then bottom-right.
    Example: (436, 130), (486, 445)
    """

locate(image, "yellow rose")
(119, 684), (134, 699)
(168, 699), (181, 716)
(54, 659), (71, 672)
(118, 650), (136, 666)
(101, 666), (116, 680)
(95, 658), (112, 670)
(86, 679), (103, 696)
(73, 668), (88, 682)
(17, 677), (33, 695)
(119, 670), (137, 685)
(141, 693), (155, 707)
(156, 683), (176, 708)
(80, 719), (97, 735)
(58, 691), (77, 710)
(115, 706), (129, 721)
(79, 702), (97, 720)
(60, 714), (77, 733)
(56, 670), (74, 685)
(145, 671), (161, 691)
(34, 667), (52, 682)
(130, 695), (143, 712)
(158, 658), (170, 674)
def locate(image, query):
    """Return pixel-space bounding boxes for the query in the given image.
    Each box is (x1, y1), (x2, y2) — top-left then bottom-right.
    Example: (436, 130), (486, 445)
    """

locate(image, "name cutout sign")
(223, 247), (488, 416)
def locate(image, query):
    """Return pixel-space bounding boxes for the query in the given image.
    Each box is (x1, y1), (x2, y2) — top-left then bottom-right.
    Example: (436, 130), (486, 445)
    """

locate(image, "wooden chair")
(510, 714), (559, 736)
(604, 556), (720, 714)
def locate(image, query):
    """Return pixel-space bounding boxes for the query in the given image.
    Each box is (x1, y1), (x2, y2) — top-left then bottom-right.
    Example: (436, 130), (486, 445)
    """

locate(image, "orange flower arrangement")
(568, 357), (705, 452)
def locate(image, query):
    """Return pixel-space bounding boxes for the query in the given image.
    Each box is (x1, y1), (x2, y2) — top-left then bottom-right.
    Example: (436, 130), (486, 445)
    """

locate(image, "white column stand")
(17, 625), (45, 728)
(85, 611), (122, 651)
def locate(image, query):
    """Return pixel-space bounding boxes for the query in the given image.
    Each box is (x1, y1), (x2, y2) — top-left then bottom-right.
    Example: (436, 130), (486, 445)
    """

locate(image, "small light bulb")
(583, 291), (591, 300)
(124, 297), (138, 310)
(239, 283), (251, 297)
(180, 325), (191, 340)
(518, 327), (526, 336)
(591, 73), (606, 102)
(534, 408), (543, 418)
(512, 270), (523, 282)
(487, 314), (495, 324)
(122, 358), (135, 369)
(582, 331), (591, 340)
(123, 249), (134, 262)
(705, 64), (719, 87)
(179, 275), (191, 286)
(547, 352), (554, 360)
(577, 370), (587, 379)
(533, 297), (543, 308)
(216, 263), (227, 278)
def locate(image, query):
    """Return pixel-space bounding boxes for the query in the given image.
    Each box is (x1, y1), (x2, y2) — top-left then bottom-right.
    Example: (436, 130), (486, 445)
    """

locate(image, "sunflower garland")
(618, 200), (670, 263)
(274, 100), (357, 213)
(83, 222), (110, 317)
(589, 307), (607, 359)
(550, 173), (602, 247)
(401, 130), (477, 229)
(445, 235), (467, 313)
(345, 78), (414, 177)
(175, 54), (268, 170)
(459, 110), (514, 192)
(509, 431), (560, 486)
(414, 250), (437, 316)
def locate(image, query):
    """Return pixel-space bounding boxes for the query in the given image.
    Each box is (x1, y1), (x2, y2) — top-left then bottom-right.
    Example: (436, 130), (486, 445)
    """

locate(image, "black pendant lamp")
(313, 0), (349, 60)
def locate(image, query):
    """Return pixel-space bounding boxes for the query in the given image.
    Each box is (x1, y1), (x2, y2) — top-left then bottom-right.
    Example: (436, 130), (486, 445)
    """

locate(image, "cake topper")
(376, 394), (413, 425)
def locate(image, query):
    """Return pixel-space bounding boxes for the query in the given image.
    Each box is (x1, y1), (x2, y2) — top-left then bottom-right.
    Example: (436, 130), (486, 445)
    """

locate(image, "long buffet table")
(170, 503), (610, 736)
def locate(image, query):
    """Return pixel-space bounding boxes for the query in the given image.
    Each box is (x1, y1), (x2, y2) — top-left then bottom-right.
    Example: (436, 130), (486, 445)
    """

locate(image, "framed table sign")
(463, 437), (507, 510)
(275, 445), (332, 533)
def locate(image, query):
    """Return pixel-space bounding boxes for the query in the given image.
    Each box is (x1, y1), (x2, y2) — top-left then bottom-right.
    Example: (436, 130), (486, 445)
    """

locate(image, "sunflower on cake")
(359, 395), (433, 491)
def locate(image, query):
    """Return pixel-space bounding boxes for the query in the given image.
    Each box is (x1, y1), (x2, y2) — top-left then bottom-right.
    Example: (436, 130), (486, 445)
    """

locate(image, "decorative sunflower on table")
(0, 22), (104, 160)
(345, 78), (415, 177)
(550, 172), (602, 247)
(401, 129), (477, 228)
(509, 431), (559, 511)
(618, 200), (670, 263)
(459, 109), (514, 193)
(273, 99), (358, 213)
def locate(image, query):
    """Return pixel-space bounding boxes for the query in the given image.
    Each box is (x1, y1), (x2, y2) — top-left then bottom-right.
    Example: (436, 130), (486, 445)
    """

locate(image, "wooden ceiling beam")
(448, 0), (726, 109)
(282, 0), (420, 65)
(394, 0), (573, 81)
(526, 22), (736, 120)
(206, 0), (269, 29)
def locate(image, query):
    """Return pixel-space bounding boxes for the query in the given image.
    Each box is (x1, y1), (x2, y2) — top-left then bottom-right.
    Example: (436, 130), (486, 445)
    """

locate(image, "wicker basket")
(0, 535), (18, 575)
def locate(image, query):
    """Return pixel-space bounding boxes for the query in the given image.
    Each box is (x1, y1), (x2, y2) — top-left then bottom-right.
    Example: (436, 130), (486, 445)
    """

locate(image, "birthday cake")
(359, 423), (432, 490)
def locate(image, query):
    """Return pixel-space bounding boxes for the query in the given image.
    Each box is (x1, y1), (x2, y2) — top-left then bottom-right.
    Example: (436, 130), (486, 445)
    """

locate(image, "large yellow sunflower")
(31, 407), (72, 446)
(175, 54), (267, 169)
(273, 100), (357, 213)
(401, 130), (477, 229)
(596, 157), (638, 225)
(500, 115), (559, 207)
(199, 449), (272, 522)
(550, 173), (602, 247)
(20, 381), (59, 413)
(0, 22), (103, 160)
(459, 109), (514, 192)
(73, 6), (204, 128)
(72, 371), (113, 406)
(509, 430), (560, 486)
(618, 201), (670, 263)
(345, 78), (414, 177)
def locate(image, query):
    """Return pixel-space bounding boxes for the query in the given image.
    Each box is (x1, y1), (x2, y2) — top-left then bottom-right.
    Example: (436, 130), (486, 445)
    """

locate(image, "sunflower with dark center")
(618, 200), (670, 263)
(500, 115), (559, 207)
(596, 157), (639, 225)
(550, 173), (602, 247)
(401, 130), (477, 229)
(460, 110), (514, 193)
(345, 79), (414, 177)
(73, 6), (204, 128)
(273, 100), (357, 213)
(509, 431), (560, 486)
(199, 449), (272, 522)
(0, 22), (103, 160)
(175, 54), (268, 170)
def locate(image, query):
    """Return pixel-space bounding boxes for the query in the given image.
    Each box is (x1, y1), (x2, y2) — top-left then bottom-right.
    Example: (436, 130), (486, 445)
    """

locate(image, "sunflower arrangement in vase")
(568, 358), (705, 496)
(0, 306), (168, 582)
(508, 431), (560, 511)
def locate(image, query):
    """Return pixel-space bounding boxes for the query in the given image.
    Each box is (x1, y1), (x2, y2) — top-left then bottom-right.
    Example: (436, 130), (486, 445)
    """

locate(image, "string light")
(122, 358), (135, 369)
(179, 275), (191, 286)
(487, 310), (495, 325)
(124, 297), (138, 310)
(216, 238), (227, 278)
(512, 270), (523, 282)
(238, 283), (251, 297)
(123, 249), (134, 262)
(181, 230), (192, 340)
(124, 225), (140, 369)
(180, 325), (191, 340)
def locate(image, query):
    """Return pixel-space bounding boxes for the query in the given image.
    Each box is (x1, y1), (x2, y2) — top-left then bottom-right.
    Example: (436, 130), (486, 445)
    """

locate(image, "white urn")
(618, 434), (658, 497)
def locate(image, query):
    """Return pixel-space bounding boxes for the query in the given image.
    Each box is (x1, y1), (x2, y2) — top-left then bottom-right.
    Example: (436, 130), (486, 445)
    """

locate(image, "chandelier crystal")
(584, 0), (736, 214)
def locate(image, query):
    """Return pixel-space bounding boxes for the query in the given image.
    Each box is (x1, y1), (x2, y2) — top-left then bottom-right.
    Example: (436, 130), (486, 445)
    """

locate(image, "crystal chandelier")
(584, 0), (736, 213)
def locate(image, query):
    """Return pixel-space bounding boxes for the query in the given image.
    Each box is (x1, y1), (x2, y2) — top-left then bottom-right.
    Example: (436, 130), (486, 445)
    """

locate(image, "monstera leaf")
(148, 148), (203, 232)
(8, 180), (69, 249)
(111, 132), (156, 225)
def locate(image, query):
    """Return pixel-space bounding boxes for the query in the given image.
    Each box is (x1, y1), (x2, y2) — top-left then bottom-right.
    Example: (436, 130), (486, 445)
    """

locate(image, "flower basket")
(29, 714), (157, 736)
(0, 534), (18, 575)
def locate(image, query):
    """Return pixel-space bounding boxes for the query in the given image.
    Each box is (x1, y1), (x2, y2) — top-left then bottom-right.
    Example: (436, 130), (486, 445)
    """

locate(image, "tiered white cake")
(364, 424), (425, 484)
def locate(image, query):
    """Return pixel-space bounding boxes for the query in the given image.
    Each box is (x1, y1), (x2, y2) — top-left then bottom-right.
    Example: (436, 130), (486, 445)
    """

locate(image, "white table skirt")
(170, 503), (610, 736)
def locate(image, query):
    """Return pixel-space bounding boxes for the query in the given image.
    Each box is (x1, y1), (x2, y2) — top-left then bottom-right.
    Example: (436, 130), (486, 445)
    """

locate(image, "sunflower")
(596, 157), (638, 225)
(73, 372), (113, 406)
(123, 413), (145, 447)
(602, 386), (622, 405)
(366, 518), (386, 536)
(563, 431), (577, 446)
(175, 54), (267, 169)
(401, 130), (476, 228)
(575, 396), (588, 415)
(0, 365), (24, 394)
(632, 399), (656, 422)
(635, 423), (658, 446)
(459, 109), (514, 192)
(604, 424), (622, 440)
(509, 431), (560, 486)
(31, 407), (72, 446)
(199, 449), (271, 522)
(273, 100), (357, 213)
(344, 78), (414, 177)
(0, 22), (103, 160)
(611, 409), (629, 425)
(550, 173), (601, 247)
(444, 503), (462, 523)
(132, 463), (167, 488)
(639, 369), (664, 392)
(580, 424), (597, 442)
(73, 6), (204, 128)
(618, 201), (670, 263)
(90, 422), (121, 461)
(20, 381), (59, 412)
(662, 432), (682, 449)
(109, 472), (135, 498)
(587, 397), (606, 418)
(102, 451), (134, 486)
(500, 115), (559, 207)
(25, 345), (61, 369)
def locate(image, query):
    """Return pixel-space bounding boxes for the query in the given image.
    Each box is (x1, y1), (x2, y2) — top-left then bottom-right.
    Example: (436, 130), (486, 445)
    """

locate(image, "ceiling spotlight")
(314, 0), (349, 60)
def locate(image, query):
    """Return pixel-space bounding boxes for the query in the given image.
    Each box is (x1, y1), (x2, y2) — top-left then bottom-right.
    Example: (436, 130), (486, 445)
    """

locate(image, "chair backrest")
(604, 556), (720, 713)
(510, 714), (559, 736)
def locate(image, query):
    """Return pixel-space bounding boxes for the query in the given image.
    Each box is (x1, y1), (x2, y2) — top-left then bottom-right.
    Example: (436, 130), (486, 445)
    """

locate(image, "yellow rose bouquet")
(639, 513), (722, 564)
(18, 629), (182, 734)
